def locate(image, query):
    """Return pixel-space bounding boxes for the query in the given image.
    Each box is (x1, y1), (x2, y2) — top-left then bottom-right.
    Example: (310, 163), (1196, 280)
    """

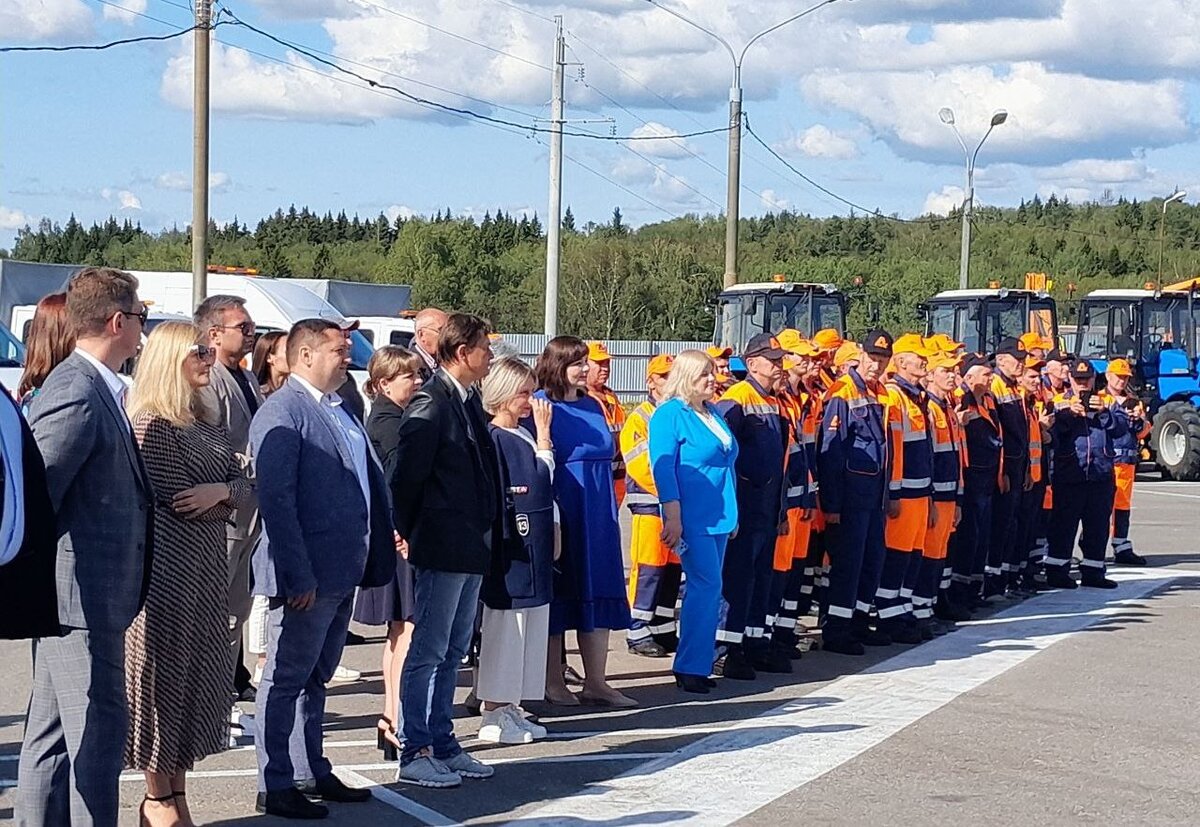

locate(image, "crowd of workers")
(0, 264), (1152, 824)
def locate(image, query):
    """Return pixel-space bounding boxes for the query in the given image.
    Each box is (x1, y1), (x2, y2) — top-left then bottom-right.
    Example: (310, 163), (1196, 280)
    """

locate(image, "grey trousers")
(226, 530), (260, 687)
(16, 628), (128, 827)
(255, 592), (353, 792)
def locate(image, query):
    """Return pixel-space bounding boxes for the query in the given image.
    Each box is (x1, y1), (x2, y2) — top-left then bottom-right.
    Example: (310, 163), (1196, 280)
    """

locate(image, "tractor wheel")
(1151, 402), (1200, 481)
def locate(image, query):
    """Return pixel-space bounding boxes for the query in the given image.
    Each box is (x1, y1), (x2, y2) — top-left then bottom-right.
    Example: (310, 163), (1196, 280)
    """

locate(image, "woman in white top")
(477, 358), (560, 744)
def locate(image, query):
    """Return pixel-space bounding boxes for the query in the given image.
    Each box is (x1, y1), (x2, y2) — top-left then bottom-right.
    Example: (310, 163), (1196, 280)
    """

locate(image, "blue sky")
(2, 0), (1198, 248)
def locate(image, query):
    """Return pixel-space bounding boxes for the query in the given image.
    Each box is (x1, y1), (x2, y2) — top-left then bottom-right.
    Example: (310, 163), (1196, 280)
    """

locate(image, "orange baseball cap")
(813, 328), (844, 352)
(706, 345), (733, 360)
(833, 341), (861, 368)
(1107, 358), (1133, 377)
(1024, 355), (1047, 371)
(927, 352), (962, 371)
(925, 333), (964, 353)
(893, 333), (934, 358)
(1020, 332), (1053, 352)
(777, 328), (819, 357)
(647, 354), (673, 377)
(587, 341), (611, 362)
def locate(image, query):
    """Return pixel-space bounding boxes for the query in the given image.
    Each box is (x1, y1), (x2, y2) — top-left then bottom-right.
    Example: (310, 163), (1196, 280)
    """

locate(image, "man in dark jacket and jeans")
(391, 313), (501, 788)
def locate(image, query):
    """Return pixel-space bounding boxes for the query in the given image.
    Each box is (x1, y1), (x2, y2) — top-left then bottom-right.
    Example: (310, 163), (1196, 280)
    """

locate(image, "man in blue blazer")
(249, 318), (396, 820)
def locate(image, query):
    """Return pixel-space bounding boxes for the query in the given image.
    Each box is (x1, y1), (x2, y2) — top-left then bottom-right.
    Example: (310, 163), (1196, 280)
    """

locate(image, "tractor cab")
(714, 279), (847, 371)
(921, 287), (1058, 355)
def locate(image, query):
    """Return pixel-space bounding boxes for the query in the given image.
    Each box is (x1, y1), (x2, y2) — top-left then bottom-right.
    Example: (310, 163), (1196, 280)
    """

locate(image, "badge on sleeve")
(516, 514), (530, 537)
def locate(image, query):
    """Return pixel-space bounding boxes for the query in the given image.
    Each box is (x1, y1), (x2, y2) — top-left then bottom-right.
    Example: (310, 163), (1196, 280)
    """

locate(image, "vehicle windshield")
(0, 323), (26, 367)
(1142, 297), (1200, 356)
(348, 329), (373, 371)
(927, 297), (1057, 354)
(716, 291), (844, 353)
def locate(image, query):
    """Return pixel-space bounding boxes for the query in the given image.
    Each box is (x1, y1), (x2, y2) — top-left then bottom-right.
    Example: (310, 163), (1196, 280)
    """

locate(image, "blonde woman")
(354, 346), (423, 759)
(477, 357), (557, 743)
(124, 321), (251, 827)
(648, 350), (739, 694)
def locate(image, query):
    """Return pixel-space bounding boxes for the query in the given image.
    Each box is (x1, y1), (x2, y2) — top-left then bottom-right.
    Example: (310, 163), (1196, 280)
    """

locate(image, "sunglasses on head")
(189, 344), (217, 362)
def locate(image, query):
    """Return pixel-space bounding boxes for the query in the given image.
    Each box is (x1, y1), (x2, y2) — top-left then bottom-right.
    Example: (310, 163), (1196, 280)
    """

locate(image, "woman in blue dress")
(535, 336), (634, 707)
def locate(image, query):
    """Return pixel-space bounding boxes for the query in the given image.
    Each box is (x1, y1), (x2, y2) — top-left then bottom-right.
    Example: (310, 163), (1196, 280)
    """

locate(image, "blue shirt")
(648, 397), (739, 536)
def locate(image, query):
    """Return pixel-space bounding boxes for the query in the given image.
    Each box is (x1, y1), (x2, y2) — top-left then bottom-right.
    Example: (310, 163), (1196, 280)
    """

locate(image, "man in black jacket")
(391, 313), (501, 789)
(0, 381), (59, 641)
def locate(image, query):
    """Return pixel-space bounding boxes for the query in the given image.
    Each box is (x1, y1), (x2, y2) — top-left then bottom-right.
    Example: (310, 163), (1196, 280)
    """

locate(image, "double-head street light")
(1158, 189), (1188, 289)
(645, 0), (843, 289)
(939, 107), (1008, 290)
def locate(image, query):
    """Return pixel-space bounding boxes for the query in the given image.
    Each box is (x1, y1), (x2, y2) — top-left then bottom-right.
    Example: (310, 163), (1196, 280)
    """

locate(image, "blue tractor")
(713, 278), (848, 372)
(1075, 284), (1200, 480)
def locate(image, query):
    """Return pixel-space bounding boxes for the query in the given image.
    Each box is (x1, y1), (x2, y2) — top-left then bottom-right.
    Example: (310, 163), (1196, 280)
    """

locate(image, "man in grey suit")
(17, 267), (154, 827)
(249, 318), (396, 820)
(195, 294), (264, 702)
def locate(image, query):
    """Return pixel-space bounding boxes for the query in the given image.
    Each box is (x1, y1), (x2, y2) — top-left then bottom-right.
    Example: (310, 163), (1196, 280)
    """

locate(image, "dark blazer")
(365, 395), (405, 478)
(390, 370), (501, 574)
(0, 382), (60, 640)
(249, 377), (396, 599)
(27, 352), (154, 633)
(483, 425), (554, 610)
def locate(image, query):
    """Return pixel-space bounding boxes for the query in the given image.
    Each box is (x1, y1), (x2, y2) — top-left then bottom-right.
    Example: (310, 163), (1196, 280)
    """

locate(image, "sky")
(1, 0), (1198, 249)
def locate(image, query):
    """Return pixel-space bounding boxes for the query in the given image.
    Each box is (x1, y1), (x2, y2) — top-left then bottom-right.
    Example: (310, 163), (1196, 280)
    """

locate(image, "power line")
(0, 23), (209, 52)
(540, 137), (683, 221)
(351, 0), (552, 72)
(92, 0), (190, 27)
(222, 11), (732, 142)
(479, 0), (557, 24)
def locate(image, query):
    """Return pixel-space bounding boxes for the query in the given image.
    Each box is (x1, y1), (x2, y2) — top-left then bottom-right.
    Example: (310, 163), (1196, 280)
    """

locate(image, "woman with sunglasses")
(123, 322), (252, 827)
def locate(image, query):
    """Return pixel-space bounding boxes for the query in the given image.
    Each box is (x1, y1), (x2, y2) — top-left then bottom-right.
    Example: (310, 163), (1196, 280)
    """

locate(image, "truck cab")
(922, 288), (1058, 355)
(714, 280), (847, 369)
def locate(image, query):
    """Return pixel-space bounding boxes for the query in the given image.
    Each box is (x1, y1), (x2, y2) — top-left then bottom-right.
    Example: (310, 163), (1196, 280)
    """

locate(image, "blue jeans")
(256, 592), (353, 792)
(400, 569), (482, 764)
(674, 532), (728, 678)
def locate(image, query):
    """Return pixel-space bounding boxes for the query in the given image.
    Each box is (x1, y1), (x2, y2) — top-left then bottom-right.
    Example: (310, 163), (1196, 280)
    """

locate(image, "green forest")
(6, 195), (1199, 339)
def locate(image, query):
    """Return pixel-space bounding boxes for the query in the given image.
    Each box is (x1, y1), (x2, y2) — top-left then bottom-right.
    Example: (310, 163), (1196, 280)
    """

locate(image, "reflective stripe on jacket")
(817, 368), (889, 516)
(927, 392), (964, 503)
(885, 376), (934, 500)
(717, 377), (788, 527)
(620, 401), (660, 516)
(1051, 389), (1128, 483)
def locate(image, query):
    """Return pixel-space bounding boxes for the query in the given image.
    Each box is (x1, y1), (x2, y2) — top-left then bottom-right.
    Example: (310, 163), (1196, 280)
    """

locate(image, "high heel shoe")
(674, 673), (711, 694)
(139, 792), (178, 827)
(377, 717), (400, 761)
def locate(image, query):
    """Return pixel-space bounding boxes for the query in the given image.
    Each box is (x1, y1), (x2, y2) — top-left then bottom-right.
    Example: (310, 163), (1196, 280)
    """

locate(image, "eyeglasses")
(189, 344), (217, 363)
(119, 307), (149, 327)
(214, 322), (256, 336)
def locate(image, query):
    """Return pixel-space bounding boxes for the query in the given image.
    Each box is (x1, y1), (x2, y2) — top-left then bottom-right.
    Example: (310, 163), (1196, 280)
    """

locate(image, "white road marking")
(1135, 487), (1200, 500)
(515, 572), (1182, 827)
(338, 768), (460, 827)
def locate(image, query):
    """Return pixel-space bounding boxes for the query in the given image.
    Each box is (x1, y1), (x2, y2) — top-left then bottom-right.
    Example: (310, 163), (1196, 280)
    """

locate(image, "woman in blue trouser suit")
(648, 350), (739, 694)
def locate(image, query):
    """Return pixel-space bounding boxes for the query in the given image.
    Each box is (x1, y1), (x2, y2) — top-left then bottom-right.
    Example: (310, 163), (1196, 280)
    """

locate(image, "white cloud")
(0, 206), (33, 231)
(1037, 159), (1150, 185)
(609, 156), (710, 209)
(101, 188), (143, 211)
(759, 189), (789, 210)
(923, 185), (964, 216)
(384, 204), (417, 221)
(101, 0), (146, 24)
(775, 125), (860, 160)
(0, 0), (92, 42)
(155, 171), (232, 191)
(627, 122), (699, 159)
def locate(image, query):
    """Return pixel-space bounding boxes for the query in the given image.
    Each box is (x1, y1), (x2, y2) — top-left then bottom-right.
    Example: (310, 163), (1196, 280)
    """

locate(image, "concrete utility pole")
(645, 0), (843, 290)
(192, 0), (212, 310)
(543, 17), (565, 337)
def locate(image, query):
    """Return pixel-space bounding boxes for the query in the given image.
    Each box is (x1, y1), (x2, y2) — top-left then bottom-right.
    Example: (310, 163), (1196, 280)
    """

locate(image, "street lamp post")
(939, 107), (1007, 290)
(1157, 189), (1187, 290)
(646, 0), (842, 289)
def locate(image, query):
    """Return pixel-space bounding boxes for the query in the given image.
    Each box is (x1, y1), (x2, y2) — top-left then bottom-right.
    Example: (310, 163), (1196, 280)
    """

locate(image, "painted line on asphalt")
(515, 572), (1183, 827)
(1136, 487), (1200, 500)
(338, 769), (460, 827)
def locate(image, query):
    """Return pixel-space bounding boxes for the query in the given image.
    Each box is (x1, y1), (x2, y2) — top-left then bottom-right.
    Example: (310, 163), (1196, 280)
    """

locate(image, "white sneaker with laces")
(478, 708), (532, 745)
(330, 664), (361, 683)
(506, 706), (547, 740)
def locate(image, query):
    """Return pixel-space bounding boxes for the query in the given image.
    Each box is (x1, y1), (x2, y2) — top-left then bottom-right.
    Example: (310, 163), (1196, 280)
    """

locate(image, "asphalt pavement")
(1, 475), (1198, 826)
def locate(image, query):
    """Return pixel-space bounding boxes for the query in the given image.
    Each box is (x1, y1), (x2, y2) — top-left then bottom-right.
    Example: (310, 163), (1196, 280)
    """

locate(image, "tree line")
(5, 195), (1198, 339)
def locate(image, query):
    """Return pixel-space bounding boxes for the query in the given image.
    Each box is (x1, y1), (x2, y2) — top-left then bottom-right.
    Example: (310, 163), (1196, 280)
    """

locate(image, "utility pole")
(724, 83), (741, 290)
(543, 17), (565, 337)
(192, 0), (212, 310)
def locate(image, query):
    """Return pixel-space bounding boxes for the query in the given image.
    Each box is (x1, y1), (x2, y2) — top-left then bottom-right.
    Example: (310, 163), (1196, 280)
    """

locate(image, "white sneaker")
(330, 664), (361, 683)
(506, 706), (547, 740)
(252, 663), (264, 686)
(478, 708), (532, 745)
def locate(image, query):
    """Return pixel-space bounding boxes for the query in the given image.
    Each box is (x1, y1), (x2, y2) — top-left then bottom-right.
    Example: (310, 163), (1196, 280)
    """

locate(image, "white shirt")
(501, 425), (559, 524)
(0, 395), (25, 566)
(442, 369), (470, 403)
(693, 404), (733, 449)
(293, 375), (372, 521)
(74, 347), (130, 432)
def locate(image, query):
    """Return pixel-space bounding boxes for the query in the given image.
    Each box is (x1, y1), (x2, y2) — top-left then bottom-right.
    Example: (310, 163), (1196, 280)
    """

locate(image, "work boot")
(1113, 549), (1147, 567)
(934, 600), (971, 622)
(750, 645), (793, 674)
(821, 634), (865, 656)
(916, 618), (938, 640)
(653, 634), (680, 654)
(851, 621), (893, 647)
(714, 645), (757, 680)
(879, 619), (922, 645)
(1080, 573), (1119, 589)
(627, 639), (668, 658)
(1045, 569), (1078, 590)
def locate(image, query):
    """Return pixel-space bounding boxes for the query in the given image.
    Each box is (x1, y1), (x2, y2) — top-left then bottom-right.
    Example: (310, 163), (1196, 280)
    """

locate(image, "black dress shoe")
(714, 647), (757, 680)
(1080, 575), (1119, 589)
(1113, 549), (1147, 567)
(297, 774), (372, 803)
(627, 639), (668, 658)
(236, 684), (257, 703)
(256, 788), (329, 819)
(344, 630), (366, 646)
(674, 673), (711, 694)
(1045, 570), (1078, 590)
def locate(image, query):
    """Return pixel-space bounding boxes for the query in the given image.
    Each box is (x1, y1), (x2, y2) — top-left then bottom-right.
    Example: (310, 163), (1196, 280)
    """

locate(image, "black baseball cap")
(961, 352), (992, 374)
(1045, 349), (1072, 364)
(1070, 358), (1096, 380)
(861, 329), (894, 357)
(744, 333), (786, 361)
(993, 337), (1028, 360)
